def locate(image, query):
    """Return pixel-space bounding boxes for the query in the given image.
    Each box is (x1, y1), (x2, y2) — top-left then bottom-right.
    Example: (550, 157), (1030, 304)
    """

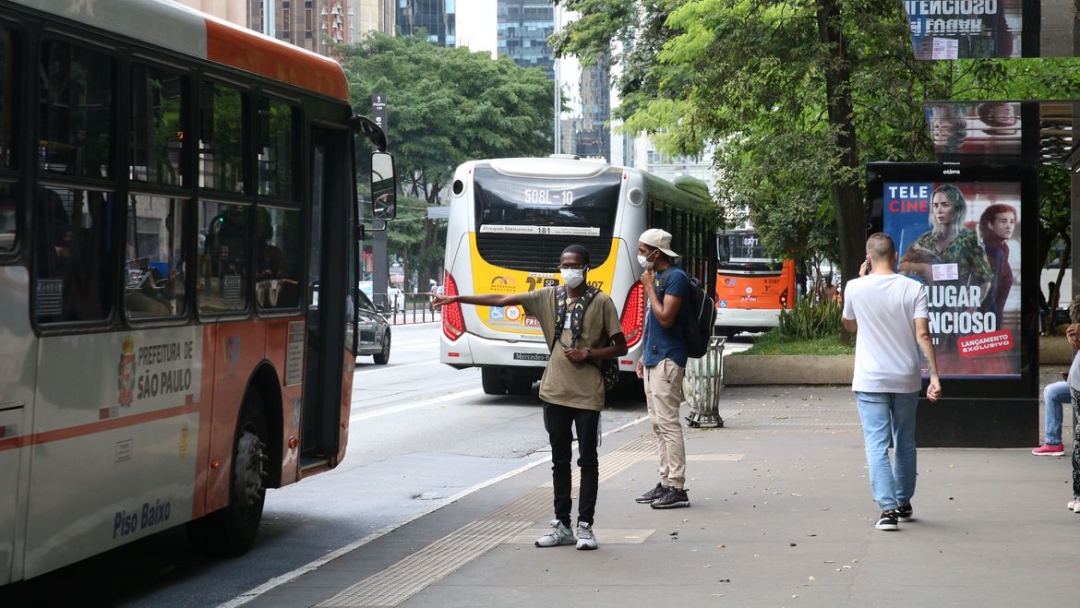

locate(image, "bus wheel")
(481, 368), (507, 395)
(187, 394), (269, 556)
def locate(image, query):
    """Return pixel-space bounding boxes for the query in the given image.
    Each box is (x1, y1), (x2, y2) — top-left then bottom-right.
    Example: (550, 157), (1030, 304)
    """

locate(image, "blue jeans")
(856, 391), (919, 512)
(1043, 380), (1069, 445)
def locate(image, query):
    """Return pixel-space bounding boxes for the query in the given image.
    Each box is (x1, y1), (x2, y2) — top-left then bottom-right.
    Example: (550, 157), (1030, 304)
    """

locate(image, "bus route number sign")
(523, 188), (574, 206)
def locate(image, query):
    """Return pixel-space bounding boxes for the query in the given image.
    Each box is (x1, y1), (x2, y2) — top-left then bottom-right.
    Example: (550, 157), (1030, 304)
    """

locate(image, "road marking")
(348, 388), (485, 422)
(354, 360), (440, 374)
(219, 414), (650, 608)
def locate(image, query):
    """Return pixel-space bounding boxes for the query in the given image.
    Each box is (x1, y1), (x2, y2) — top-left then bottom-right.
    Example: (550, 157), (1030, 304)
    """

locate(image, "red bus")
(0, 0), (395, 584)
(714, 228), (796, 336)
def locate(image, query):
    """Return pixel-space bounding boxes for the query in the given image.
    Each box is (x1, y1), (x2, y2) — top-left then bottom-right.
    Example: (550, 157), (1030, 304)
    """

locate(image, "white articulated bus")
(439, 157), (715, 395)
(0, 0), (395, 585)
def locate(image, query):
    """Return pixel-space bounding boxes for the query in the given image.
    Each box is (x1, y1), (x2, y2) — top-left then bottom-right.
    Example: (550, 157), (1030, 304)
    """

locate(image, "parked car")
(358, 280), (403, 314)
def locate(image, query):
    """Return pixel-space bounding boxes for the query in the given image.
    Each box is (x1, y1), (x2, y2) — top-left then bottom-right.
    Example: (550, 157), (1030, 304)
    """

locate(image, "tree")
(553, 0), (1080, 316)
(340, 33), (554, 285)
(340, 33), (554, 203)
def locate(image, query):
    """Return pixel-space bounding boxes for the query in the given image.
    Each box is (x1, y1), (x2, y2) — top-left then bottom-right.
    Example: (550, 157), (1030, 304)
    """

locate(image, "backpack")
(552, 285), (620, 390)
(680, 274), (716, 359)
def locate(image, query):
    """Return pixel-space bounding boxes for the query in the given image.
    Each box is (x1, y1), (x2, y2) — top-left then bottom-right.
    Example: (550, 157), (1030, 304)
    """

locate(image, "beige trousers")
(644, 359), (687, 490)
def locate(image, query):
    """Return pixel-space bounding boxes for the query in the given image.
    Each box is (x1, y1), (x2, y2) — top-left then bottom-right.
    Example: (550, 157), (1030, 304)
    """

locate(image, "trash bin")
(683, 335), (725, 428)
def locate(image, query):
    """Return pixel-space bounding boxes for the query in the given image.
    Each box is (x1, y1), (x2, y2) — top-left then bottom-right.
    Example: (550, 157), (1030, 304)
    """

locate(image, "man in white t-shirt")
(842, 232), (941, 532)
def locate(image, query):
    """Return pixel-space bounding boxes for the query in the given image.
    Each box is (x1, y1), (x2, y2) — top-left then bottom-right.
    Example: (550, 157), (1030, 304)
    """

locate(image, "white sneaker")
(535, 520), (576, 547)
(1069, 498), (1080, 513)
(576, 522), (597, 550)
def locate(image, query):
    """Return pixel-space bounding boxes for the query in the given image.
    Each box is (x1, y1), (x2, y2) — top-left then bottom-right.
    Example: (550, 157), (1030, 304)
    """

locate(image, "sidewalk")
(244, 381), (1075, 608)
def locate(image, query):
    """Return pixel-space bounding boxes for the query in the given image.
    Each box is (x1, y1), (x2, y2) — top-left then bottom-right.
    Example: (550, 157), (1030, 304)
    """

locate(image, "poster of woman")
(884, 181), (1022, 378)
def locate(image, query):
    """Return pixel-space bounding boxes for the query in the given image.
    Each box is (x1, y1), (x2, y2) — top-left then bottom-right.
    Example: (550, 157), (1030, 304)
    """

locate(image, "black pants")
(543, 402), (600, 527)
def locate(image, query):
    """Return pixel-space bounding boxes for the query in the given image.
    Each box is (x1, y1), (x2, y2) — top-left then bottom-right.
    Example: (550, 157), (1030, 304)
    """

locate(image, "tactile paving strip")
(316, 435), (656, 608)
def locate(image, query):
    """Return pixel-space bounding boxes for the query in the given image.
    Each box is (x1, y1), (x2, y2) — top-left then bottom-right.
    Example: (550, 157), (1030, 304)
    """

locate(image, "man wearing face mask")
(634, 228), (692, 509)
(432, 244), (628, 550)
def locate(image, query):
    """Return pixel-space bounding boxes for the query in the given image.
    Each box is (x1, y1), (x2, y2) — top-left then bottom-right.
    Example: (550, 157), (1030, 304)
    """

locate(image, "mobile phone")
(865, 256), (872, 270)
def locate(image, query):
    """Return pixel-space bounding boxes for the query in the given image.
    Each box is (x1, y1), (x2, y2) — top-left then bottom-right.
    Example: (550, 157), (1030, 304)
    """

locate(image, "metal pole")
(553, 4), (561, 155)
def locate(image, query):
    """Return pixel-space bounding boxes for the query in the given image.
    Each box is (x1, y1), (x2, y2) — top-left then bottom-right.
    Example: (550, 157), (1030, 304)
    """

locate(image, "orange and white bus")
(0, 0), (395, 584)
(439, 157), (715, 394)
(714, 228), (796, 336)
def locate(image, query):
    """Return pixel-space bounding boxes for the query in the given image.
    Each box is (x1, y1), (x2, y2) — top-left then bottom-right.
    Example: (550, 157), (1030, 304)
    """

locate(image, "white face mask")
(560, 267), (585, 288)
(637, 254), (654, 270)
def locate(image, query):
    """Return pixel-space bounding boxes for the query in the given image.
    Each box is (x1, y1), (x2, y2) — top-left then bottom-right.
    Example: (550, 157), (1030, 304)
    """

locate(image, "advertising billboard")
(867, 162), (1038, 389)
(926, 102), (1022, 156)
(904, 0), (1024, 59)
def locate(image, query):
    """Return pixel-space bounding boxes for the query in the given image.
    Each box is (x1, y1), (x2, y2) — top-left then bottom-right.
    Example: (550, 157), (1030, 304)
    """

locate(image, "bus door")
(301, 128), (350, 470)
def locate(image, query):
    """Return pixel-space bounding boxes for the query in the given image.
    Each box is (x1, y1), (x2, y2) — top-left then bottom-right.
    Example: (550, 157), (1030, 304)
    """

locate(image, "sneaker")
(875, 511), (899, 531)
(635, 483), (667, 504)
(1069, 498), (1080, 513)
(1032, 444), (1065, 456)
(650, 487), (690, 509)
(535, 520), (576, 547)
(576, 522), (598, 550)
(895, 503), (913, 522)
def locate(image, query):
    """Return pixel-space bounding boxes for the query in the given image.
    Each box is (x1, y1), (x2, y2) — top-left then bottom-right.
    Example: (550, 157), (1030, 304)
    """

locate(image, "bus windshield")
(473, 167), (621, 238)
(717, 230), (776, 266)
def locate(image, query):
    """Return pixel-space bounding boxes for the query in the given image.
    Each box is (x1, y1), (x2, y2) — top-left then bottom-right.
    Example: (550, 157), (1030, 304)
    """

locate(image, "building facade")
(397, 0), (457, 46)
(497, 0), (554, 78)
(575, 61), (610, 159)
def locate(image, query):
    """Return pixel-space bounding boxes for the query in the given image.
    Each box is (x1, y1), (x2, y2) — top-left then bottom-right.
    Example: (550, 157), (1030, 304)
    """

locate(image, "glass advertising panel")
(883, 180), (1021, 378)
(904, 0), (1023, 59)
(926, 102), (1021, 156)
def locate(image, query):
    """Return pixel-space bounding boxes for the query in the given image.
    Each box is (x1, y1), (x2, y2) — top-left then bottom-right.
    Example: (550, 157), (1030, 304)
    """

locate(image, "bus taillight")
(621, 281), (645, 347)
(780, 287), (790, 309)
(442, 272), (465, 340)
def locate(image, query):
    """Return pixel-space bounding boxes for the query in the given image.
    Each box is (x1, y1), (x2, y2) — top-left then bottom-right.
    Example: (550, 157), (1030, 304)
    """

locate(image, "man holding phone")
(842, 233), (941, 531)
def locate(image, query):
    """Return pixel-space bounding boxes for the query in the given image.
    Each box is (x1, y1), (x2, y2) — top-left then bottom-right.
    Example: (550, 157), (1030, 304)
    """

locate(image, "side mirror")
(371, 151), (397, 221)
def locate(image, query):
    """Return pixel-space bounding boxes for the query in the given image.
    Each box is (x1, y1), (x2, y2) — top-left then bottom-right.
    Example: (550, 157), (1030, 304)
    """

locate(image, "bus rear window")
(473, 167), (620, 238)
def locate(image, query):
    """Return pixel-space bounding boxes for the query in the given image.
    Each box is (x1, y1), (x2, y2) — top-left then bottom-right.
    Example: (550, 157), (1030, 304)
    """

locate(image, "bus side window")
(197, 201), (250, 314)
(125, 195), (188, 319)
(255, 206), (301, 310)
(34, 187), (112, 323)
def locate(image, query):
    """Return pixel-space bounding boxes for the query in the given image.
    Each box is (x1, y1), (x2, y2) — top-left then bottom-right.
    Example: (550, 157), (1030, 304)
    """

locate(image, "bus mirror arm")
(351, 115), (387, 152)
(355, 221), (389, 242)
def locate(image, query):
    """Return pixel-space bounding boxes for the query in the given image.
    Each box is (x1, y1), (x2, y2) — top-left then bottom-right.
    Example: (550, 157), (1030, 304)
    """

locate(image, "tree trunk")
(816, 0), (864, 345)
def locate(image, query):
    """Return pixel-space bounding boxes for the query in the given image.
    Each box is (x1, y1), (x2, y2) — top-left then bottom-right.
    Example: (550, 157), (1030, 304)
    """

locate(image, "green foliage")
(736, 331), (854, 356)
(553, 0), (1080, 292)
(777, 297), (843, 341)
(339, 33), (554, 204)
(339, 33), (554, 284)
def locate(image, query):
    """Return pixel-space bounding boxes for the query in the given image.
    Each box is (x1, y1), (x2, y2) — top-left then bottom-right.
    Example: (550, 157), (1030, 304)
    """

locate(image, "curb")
(726, 337), (1070, 385)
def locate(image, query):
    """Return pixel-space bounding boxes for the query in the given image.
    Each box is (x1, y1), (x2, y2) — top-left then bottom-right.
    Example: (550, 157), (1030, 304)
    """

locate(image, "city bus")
(439, 157), (715, 394)
(0, 0), (395, 585)
(714, 228), (796, 336)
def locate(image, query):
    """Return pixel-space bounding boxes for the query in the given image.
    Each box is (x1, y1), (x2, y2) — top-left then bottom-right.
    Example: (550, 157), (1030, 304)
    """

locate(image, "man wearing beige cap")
(634, 228), (691, 509)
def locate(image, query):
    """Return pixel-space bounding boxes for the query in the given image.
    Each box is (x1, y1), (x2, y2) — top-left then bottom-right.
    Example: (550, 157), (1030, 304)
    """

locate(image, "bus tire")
(481, 368), (507, 395)
(187, 393), (269, 557)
